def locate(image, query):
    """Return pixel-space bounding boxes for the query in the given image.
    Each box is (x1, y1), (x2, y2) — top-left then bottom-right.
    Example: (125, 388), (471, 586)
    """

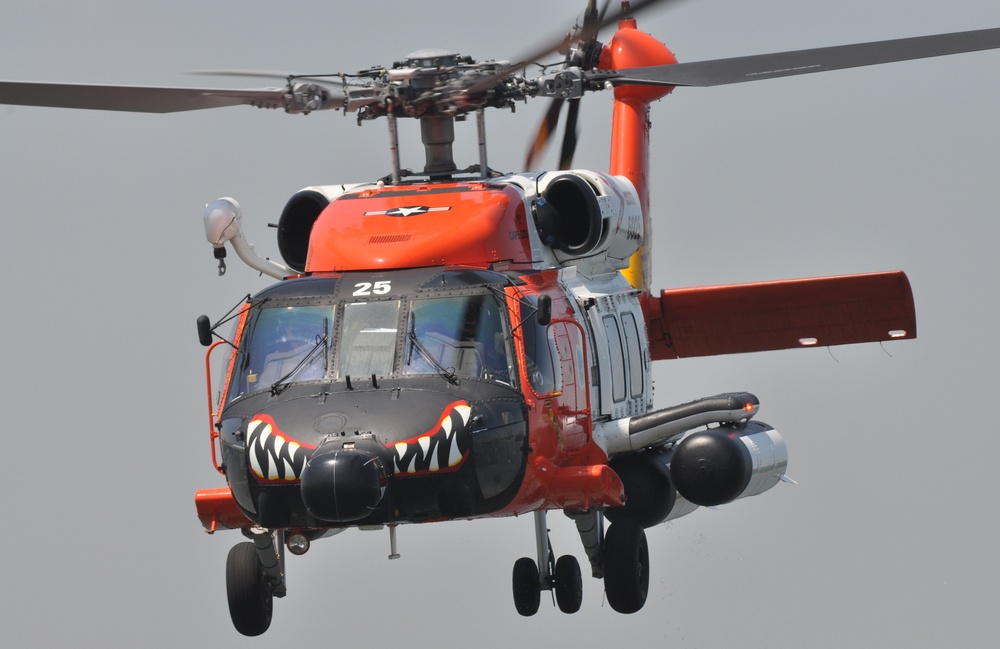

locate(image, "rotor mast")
(420, 115), (457, 177)
(378, 49), (496, 182)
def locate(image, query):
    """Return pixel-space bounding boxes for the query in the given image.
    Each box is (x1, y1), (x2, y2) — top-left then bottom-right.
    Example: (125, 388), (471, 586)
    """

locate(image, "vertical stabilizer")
(601, 16), (676, 291)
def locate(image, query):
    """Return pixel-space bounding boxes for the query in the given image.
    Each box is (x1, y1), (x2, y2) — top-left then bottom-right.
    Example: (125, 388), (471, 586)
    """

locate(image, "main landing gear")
(602, 518), (649, 613)
(511, 510), (649, 615)
(511, 511), (584, 615)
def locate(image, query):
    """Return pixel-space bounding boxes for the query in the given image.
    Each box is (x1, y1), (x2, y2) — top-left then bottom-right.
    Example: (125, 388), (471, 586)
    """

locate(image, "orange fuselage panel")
(306, 183), (533, 272)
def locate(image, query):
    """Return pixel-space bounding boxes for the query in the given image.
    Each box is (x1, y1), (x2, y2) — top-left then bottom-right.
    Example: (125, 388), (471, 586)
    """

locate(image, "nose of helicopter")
(300, 447), (386, 522)
(230, 384), (528, 526)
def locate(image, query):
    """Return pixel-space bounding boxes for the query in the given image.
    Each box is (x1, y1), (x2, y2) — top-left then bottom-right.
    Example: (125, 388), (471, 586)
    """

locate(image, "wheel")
(512, 557), (541, 616)
(226, 541), (273, 636)
(603, 519), (649, 614)
(554, 554), (583, 614)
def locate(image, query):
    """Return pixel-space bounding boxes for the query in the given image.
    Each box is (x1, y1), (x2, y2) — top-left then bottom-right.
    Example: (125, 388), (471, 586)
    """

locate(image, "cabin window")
(338, 300), (400, 379)
(230, 304), (334, 401)
(622, 312), (644, 399)
(603, 315), (627, 402)
(403, 294), (512, 383)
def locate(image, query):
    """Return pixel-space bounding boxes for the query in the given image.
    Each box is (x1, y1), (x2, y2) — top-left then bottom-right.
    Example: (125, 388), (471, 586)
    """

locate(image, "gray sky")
(2, 1), (999, 646)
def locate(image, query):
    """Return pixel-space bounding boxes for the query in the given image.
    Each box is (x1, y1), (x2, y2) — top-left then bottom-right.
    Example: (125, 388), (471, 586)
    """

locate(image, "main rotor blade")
(192, 69), (374, 87)
(609, 27), (1000, 87)
(0, 80), (299, 113)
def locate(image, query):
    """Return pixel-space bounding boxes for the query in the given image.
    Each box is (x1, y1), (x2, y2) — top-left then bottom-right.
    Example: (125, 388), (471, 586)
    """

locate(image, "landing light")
(287, 533), (310, 556)
(888, 330), (907, 339)
(798, 337), (818, 346)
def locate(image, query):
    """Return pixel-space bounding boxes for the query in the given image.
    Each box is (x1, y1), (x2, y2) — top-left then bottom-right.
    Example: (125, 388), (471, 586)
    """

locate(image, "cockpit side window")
(521, 302), (558, 396)
(229, 304), (333, 402)
(337, 300), (400, 379)
(403, 294), (512, 383)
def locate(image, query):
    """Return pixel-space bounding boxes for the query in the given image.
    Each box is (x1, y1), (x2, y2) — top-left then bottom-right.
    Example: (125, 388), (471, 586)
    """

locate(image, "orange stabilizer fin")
(195, 487), (254, 533)
(642, 271), (916, 360)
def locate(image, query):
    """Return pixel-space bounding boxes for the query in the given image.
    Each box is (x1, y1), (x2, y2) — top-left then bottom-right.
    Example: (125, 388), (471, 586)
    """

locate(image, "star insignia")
(364, 206), (451, 217)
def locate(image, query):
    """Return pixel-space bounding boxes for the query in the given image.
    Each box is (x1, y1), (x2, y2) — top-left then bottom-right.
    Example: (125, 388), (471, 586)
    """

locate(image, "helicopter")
(2, 0), (999, 638)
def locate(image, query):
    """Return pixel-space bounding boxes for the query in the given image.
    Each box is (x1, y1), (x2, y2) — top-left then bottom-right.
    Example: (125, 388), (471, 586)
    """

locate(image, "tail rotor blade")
(465, 0), (678, 97)
(558, 98), (581, 170)
(525, 97), (565, 170)
(526, 0), (601, 172)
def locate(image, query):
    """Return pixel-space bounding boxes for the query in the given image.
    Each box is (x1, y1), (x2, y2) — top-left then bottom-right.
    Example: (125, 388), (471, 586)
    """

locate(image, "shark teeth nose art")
(247, 414), (316, 482)
(390, 401), (472, 475)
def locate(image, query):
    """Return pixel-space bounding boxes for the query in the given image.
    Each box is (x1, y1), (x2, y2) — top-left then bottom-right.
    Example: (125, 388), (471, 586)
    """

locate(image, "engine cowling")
(669, 421), (787, 507)
(532, 173), (604, 256)
(527, 170), (642, 272)
(276, 185), (356, 272)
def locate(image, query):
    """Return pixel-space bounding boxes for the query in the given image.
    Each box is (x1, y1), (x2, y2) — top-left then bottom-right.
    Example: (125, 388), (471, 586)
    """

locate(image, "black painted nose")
(300, 449), (386, 522)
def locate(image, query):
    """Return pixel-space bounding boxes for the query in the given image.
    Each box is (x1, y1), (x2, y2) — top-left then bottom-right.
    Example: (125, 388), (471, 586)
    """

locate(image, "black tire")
(603, 519), (649, 614)
(512, 557), (541, 616)
(554, 554), (583, 614)
(226, 542), (273, 636)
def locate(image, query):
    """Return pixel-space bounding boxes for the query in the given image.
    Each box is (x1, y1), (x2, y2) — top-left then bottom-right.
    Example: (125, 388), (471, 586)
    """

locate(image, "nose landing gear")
(226, 530), (287, 636)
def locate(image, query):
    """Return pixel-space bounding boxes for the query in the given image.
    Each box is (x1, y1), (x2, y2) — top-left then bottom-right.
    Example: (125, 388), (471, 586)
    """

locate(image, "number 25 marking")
(353, 280), (392, 296)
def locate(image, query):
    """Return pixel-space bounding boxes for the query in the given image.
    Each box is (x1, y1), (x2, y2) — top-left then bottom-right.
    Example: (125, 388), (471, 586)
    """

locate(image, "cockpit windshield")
(226, 286), (515, 404)
(338, 300), (400, 379)
(403, 294), (512, 384)
(230, 304), (333, 401)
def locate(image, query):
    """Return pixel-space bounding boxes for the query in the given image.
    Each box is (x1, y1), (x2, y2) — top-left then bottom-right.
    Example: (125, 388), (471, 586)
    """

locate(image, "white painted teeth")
(390, 403), (470, 475)
(246, 403), (471, 480)
(247, 417), (309, 482)
(248, 421), (272, 479)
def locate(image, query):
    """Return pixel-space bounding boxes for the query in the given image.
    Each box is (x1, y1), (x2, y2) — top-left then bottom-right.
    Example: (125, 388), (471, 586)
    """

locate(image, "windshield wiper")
(270, 321), (330, 396)
(406, 312), (458, 385)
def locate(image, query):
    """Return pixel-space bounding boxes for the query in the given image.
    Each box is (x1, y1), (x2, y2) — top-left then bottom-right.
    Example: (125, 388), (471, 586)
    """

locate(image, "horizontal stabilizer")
(642, 271), (916, 360)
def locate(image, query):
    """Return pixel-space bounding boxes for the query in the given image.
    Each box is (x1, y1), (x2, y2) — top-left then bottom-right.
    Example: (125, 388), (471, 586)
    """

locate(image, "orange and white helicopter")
(3, 0), (998, 637)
